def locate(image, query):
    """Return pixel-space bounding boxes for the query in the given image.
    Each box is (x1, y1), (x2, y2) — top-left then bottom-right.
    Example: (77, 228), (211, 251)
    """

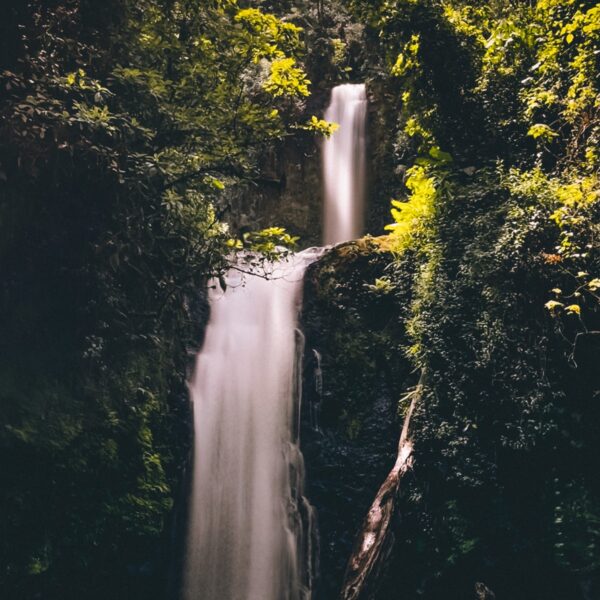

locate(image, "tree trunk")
(340, 380), (421, 600)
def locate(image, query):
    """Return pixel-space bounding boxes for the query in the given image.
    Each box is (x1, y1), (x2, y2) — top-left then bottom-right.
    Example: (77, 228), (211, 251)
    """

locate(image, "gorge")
(1, 2), (599, 600)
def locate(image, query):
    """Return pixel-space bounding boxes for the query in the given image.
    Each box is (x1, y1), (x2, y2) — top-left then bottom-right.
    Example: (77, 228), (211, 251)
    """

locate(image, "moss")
(303, 237), (410, 426)
(300, 236), (417, 598)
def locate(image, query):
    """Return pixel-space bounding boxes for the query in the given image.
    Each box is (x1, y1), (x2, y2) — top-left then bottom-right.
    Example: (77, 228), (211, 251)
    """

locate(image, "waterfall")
(183, 83), (368, 600)
(322, 83), (367, 245)
(183, 249), (323, 600)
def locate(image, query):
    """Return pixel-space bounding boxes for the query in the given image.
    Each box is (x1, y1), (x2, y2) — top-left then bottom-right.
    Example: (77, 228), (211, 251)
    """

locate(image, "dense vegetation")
(340, 0), (600, 597)
(1, 0), (598, 599)
(0, 1), (321, 598)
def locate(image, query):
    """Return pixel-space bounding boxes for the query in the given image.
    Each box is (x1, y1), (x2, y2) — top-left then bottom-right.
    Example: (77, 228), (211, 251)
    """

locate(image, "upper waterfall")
(322, 83), (367, 245)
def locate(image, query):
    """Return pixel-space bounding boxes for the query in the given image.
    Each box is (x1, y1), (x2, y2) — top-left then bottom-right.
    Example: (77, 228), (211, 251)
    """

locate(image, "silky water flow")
(184, 83), (367, 600)
(322, 83), (367, 245)
(183, 251), (322, 600)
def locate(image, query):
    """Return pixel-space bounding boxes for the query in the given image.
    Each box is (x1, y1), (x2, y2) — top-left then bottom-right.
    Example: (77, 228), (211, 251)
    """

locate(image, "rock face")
(219, 135), (324, 248)
(299, 238), (415, 599)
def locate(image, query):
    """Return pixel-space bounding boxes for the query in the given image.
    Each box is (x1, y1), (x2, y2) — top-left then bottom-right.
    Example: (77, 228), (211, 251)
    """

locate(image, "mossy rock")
(300, 235), (416, 599)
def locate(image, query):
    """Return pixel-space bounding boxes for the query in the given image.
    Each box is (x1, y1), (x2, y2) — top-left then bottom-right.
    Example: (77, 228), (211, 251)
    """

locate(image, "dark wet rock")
(299, 238), (416, 599)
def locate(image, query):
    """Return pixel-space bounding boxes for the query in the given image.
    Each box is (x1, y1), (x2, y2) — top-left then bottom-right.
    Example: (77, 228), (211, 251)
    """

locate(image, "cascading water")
(183, 83), (368, 600)
(183, 251), (322, 600)
(322, 83), (367, 245)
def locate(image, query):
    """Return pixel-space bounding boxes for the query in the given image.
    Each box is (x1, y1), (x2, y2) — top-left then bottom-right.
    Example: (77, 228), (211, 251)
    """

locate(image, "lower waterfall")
(183, 249), (322, 600)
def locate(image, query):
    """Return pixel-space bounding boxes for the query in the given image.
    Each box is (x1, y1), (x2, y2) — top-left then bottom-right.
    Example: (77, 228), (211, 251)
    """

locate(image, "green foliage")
(345, 0), (600, 596)
(528, 123), (559, 141)
(235, 7), (304, 56)
(385, 165), (439, 252)
(301, 115), (340, 137)
(390, 34), (420, 78)
(364, 276), (396, 295)
(504, 167), (600, 336)
(263, 57), (311, 97)
(240, 226), (299, 263)
(0, 0), (318, 597)
(353, 0), (599, 170)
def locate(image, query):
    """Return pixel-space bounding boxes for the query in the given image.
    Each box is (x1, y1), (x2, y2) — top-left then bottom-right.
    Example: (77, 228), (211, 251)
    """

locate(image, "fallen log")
(340, 381), (421, 600)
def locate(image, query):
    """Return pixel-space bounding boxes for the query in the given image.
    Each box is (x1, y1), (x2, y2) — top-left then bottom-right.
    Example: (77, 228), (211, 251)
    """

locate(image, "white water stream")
(322, 83), (367, 245)
(183, 83), (368, 600)
(183, 251), (322, 600)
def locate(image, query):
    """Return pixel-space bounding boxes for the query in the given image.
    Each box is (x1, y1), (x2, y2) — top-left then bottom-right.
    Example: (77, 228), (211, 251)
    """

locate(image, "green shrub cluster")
(0, 1), (321, 597)
(345, 0), (600, 596)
